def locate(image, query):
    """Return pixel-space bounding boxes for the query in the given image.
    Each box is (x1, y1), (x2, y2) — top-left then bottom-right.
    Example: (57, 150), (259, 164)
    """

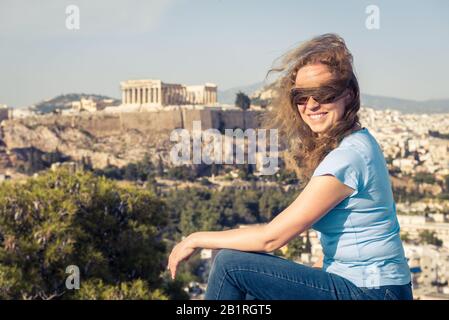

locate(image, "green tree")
(418, 230), (443, 247)
(123, 163), (139, 180)
(284, 236), (305, 260)
(237, 164), (255, 181)
(400, 232), (411, 243)
(235, 91), (251, 111)
(276, 168), (299, 185)
(0, 168), (186, 300)
(259, 189), (298, 222)
(413, 172), (436, 184)
(166, 165), (197, 181)
(163, 188), (220, 238)
(235, 91), (251, 129)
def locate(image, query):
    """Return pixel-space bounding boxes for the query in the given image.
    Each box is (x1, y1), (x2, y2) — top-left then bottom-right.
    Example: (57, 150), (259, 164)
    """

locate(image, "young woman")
(167, 33), (413, 300)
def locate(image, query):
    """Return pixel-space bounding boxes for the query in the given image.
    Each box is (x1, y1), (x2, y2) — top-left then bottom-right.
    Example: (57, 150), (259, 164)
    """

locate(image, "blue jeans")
(204, 249), (413, 300)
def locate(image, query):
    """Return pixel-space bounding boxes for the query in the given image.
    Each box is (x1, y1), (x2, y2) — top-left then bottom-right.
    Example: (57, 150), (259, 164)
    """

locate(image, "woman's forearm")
(188, 225), (271, 253)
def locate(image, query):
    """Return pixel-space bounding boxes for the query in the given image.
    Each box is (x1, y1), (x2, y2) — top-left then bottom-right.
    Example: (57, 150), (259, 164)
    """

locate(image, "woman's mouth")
(308, 112), (328, 121)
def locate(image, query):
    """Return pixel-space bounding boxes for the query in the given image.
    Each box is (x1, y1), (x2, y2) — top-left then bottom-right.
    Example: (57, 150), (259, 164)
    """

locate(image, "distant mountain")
(218, 82), (265, 105)
(220, 82), (449, 114)
(360, 94), (449, 114)
(27, 87), (449, 114)
(32, 93), (120, 114)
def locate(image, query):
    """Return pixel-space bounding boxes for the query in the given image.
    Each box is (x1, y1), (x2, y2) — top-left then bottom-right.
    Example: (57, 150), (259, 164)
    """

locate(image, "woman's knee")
(214, 249), (239, 263)
(212, 249), (243, 270)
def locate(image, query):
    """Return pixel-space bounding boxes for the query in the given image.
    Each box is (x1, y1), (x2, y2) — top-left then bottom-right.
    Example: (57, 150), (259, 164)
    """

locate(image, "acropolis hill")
(0, 108), (262, 173)
(0, 79), (264, 175)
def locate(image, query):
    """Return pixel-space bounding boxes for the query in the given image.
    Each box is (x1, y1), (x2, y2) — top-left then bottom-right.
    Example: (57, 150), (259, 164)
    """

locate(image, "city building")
(398, 214), (449, 249)
(72, 98), (98, 112)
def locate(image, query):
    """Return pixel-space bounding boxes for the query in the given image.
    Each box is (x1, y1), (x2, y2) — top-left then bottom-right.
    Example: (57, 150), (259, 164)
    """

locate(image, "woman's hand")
(167, 234), (197, 279)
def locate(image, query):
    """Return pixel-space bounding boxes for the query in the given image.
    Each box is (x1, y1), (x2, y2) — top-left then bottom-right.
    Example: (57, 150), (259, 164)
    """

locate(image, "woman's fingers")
(167, 240), (194, 280)
(170, 263), (177, 279)
(168, 245), (180, 279)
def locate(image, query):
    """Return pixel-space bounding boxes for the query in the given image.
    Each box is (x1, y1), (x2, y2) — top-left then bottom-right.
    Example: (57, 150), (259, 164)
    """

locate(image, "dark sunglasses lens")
(294, 96), (309, 105)
(291, 91), (308, 105)
(291, 86), (346, 106)
(320, 95), (337, 104)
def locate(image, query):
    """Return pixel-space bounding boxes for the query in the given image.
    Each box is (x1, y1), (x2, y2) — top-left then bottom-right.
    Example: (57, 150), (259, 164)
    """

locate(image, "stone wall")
(2, 108), (263, 138)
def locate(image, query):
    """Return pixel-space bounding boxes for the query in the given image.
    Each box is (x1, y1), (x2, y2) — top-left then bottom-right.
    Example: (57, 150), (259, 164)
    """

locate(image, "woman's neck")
(317, 124), (363, 138)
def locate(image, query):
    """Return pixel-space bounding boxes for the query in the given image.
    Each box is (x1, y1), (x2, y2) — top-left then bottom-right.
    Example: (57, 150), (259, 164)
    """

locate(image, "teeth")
(309, 113), (327, 119)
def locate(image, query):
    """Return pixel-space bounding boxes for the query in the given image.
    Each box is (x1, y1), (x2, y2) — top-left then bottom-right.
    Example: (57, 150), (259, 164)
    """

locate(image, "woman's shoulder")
(313, 129), (376, 191)
(338, 127), (379, 162)
(340, 127), (370, 147)
(314, 139), (369, 193)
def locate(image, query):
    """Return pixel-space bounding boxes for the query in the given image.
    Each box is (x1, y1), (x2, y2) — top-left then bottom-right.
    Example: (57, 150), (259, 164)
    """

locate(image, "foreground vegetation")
(0, 168), (189, 299)
(0, 167), (302, 299)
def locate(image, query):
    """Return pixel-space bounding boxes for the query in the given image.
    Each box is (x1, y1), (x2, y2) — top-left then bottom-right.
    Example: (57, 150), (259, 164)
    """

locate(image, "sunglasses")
(290, 86), (346, 106)
(290, 85), (348, 107)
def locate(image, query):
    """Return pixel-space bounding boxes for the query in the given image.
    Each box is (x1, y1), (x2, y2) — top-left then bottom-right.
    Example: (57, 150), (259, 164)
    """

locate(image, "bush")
(0, 168), (181, 299)
(75, 279), (167, 300)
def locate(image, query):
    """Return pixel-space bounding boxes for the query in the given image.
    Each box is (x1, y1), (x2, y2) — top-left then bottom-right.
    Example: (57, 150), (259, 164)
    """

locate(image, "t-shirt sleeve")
(312, 147), (367, 195)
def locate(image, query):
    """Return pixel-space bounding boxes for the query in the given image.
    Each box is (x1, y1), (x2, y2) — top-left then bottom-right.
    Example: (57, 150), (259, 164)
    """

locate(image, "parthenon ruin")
(120, 79), (217, 107)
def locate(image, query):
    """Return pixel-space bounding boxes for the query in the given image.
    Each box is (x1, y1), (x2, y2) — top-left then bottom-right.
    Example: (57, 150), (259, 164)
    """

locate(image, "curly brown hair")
(262, 33), (362, 184)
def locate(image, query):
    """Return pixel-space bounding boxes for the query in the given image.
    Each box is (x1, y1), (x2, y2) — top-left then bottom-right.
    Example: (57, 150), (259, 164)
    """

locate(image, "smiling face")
(294, 63), (351, 134)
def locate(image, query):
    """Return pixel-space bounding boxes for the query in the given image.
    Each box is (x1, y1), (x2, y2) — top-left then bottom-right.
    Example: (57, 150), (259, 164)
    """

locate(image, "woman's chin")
(308, 123), (330, 134)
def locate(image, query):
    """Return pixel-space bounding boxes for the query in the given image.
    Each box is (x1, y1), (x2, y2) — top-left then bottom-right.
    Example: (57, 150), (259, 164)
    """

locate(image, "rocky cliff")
(0, 108), (263, 176)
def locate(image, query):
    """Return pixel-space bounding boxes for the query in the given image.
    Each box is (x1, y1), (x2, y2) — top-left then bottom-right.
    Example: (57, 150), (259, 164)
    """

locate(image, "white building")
(118, 79), (217, 110)
(72, 98), (98, 112)
(398, 214), (449, 249)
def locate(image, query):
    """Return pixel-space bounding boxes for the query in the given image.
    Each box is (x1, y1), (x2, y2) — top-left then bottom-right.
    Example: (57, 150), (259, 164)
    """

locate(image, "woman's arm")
(189, 224), (269, 252)
(166, 225), (270, 279)
(260, 174), (354, 252)
(167, 174), (354, 279)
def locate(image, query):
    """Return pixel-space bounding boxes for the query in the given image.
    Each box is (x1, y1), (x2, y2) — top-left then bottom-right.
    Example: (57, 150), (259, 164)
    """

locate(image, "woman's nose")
(305, 97), (320, 109)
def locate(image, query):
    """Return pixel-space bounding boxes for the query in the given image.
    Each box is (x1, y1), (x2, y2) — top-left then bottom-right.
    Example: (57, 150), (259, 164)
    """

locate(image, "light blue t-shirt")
(312, 127), (411, 287)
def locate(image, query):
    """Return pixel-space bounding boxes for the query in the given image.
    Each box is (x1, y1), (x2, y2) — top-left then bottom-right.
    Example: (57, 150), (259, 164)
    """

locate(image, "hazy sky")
(1, 0), (448, 107)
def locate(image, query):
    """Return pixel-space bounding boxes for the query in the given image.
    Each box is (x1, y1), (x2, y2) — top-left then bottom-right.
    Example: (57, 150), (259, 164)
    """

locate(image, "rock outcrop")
(0, 108), (263, 175)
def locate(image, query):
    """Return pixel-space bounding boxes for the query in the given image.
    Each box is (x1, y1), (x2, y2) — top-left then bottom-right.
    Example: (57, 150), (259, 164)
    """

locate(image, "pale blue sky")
(1, 0), (448, 107)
